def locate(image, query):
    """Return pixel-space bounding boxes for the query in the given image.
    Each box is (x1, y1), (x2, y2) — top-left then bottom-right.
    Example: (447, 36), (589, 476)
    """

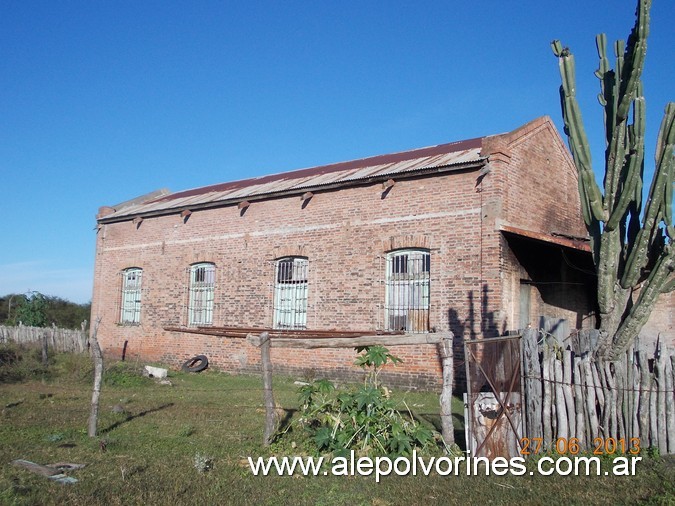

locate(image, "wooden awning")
(163, 325), (404, 340)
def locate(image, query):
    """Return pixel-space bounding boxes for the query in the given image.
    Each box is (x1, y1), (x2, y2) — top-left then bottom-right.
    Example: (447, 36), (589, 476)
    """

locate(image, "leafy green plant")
(354, 345), (402, 388)
(11, 292), (48, 327)
(295, 346), (438, 457)
(103, 362), (153, 388)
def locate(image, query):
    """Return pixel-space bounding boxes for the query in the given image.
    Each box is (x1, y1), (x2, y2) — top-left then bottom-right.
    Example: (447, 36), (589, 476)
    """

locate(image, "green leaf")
(314, 427), (333, 449)
(313, 378), (335, 394)
(413, 425), (433, 446)
(388, 432), (413, 455)
(354, 387), (381, 410)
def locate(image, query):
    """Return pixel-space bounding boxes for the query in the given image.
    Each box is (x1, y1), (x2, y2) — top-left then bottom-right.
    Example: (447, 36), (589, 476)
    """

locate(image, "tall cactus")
(552, 0), (674, 360)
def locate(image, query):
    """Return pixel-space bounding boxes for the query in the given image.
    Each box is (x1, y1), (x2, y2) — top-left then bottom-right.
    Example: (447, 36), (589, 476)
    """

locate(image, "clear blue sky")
(1, 1), (673, 304)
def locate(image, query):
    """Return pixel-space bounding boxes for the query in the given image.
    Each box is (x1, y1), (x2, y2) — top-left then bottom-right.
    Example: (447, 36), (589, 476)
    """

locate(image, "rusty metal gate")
(464, 335), (524, 459)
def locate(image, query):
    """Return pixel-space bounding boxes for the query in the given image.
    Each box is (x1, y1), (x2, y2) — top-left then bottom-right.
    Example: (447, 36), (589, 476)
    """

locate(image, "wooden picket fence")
(0, 324), (89, 354)
(523, 327), (674, 455)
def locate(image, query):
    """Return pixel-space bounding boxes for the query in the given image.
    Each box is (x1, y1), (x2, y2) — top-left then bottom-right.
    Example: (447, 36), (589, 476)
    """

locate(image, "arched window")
(273, 257), (308, 329)
(120, 267), (143, 324)
(385, 250), (430, 333)
(189, 263), (216, 325)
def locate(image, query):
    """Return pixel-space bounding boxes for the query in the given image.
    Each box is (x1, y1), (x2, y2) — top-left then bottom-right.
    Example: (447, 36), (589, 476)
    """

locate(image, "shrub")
(0, 343), (50, 383)
(103, 361), (153, 388)
(52, 352), (93, 382)
(295, 346), (439, 457)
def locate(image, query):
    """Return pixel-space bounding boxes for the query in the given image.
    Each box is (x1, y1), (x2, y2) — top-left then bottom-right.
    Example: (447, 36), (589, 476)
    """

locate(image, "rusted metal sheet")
(100, 139), (484, 222)
(500, 225), (591, 252)
(464, 335), (525, 460)
(465, 392), (523, 459)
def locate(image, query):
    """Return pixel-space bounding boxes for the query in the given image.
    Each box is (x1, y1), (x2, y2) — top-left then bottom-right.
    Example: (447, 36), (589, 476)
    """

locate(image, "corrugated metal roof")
(99, 136), (485, 222)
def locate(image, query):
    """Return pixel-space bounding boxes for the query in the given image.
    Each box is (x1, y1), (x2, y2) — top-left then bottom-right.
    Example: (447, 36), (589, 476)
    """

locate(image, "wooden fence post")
(554, 355), (568, 441)
(583, 359), (600, 442)
(439, 332), (454, 447)
(638, 351), (651, 445)
(655, 348), (667, 455)
(666, 350), (674, 454)
(259, 332), (277, 446)
(542, 344), (552, 448)
(573, 359), (586, 447)
(562, 350), (575, 438)
(523, 328), (542, 441)
(88, 318), (103, 438)
(41, 330), (49, 366)
(50, 323), (57, 349)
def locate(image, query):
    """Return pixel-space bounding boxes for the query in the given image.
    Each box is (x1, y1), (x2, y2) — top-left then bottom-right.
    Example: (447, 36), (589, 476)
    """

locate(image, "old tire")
(182, 355), (208, 373)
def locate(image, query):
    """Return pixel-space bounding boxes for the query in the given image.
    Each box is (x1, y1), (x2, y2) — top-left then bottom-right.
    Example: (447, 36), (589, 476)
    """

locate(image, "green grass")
(0, 346), (673, 505)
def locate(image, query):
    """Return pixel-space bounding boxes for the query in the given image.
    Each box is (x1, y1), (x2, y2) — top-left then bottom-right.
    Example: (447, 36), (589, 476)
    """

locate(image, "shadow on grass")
(101, 403), (175, 434)
(271, 408), (298, 444)
(418, 412), (466, 450)
(277, 408), (297, 431)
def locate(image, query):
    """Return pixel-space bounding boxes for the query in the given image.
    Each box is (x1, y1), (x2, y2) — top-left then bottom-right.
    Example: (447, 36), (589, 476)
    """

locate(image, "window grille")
(120, 267), (143, 324)
(385, 250), (430, 333)
(273, 257), (308, 329)
(188, 263), (215, 325)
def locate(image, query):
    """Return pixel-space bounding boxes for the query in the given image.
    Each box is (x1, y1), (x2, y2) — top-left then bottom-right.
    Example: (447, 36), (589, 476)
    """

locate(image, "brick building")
(91, 116), (671, 388)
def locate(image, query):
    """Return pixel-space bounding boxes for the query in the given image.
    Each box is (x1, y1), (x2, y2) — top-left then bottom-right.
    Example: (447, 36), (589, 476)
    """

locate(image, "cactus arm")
(603, 120), (628, 224)
(606, 92), (646, 231)
(621, 103), (675, 287)
(656, 103), (675, 230)
(602, 40), (627, 219)
(603, 0), (649, 222)
(610, 246), (674, 359)
(595, 34), (614, 146)
(553, 42), (606, 224)
(626, 103), (647, 249)
(615, 0), (650, 123)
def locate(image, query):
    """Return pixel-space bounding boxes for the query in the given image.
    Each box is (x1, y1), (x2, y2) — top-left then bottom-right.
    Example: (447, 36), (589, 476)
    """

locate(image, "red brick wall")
(92, 168), (491, 389)
(92, 117), (627, 389)
(482, 117), (593, 333)
(499, 117), (586, 238)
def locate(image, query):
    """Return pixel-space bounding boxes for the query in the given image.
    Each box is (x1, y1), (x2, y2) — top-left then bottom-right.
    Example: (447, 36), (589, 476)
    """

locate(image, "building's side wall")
(92, 169), (489, 389)
(500, 118), (586, 238)
(483, 118), (593, 332)
(486, 117), (673, 349)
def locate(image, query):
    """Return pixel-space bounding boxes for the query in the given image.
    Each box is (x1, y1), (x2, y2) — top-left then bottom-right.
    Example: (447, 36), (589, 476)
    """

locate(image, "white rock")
(143, 365), (168, 379)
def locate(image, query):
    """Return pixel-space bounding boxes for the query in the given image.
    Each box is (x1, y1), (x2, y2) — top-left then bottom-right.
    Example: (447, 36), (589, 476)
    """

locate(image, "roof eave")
(500, 224), (591, 253)
(97, 159), (487, 224)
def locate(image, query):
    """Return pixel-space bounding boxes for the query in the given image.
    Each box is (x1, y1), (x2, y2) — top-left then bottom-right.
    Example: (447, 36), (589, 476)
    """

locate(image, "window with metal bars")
(188, 263), (215, 326)
(385, 250), (430, 333)
(273, 257), (308, 329)
(120, 267), (142, 324)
